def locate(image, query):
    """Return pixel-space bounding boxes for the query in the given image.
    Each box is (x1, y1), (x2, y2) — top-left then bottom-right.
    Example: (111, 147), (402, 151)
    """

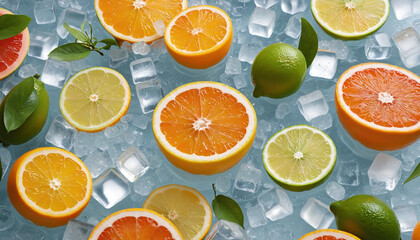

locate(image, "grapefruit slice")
(299, 229), (360, 240)
(152, 81), (256, 175)
(335, 62), (420, 151)
(0, 8), (29, 80)
(89, 208), (183, 240)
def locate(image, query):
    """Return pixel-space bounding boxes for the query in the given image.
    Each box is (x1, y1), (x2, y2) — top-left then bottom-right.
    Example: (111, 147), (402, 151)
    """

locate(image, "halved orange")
(152, 81), (256, 175)
(89, 208), (183, 240)
(94, 0), (187, 44)
(335, 62), (420, 151)
(299, 229), (360, 240)
(164, 5), (233, 69)
(7, 147), (92, 227)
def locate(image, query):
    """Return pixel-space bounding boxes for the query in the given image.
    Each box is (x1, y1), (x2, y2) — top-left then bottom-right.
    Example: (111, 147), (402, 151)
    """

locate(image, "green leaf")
(63, 22), (88, 42)
(212, 194), (244, 228)
(298, 17), (318, 68)
(4, 77), (39, 132)
(0, 14), (31, 40)
(99, 38), (118, 50)
(404, 162), (420, 184)
(48, 43), (92, 61)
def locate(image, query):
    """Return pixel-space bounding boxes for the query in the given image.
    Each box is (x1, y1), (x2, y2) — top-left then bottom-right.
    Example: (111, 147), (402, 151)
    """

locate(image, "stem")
(212, 184), (217, 198)
(33, 74), (41, 79)
(94, 48), (104, 56)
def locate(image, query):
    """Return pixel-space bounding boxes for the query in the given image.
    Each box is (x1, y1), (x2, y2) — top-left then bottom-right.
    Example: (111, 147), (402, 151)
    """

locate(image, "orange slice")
(165, 5), (233, 69)
(335, 62), (420, 151)
(7, 147), (92, 227)
(89, 208), (183, 240)
(152, 81), (256, 175)
(299, 229), (360, 240)
(94, 0), (187, 44)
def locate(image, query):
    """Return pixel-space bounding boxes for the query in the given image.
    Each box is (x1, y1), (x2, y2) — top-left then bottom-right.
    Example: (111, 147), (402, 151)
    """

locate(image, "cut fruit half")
(0, 7), (30, 80)
(335, 62), (420, 150)
(299, 229), (360, 240)
(59, 67), (131, 132)
(7, 147), (92, 227)
(263, 125), (337, 192)
(94, 0), (187, 44)
(311, 0), (390, 39)
(165, 5), (233, 69)
(143, 184), (212, 240)
(152, 81), (257, 175)
(89, 208), (183, 240)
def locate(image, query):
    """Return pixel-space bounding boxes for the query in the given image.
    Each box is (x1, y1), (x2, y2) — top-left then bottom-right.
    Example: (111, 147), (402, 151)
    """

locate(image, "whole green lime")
(0, 78), (49, 145)
(251, 43), (307, 99)
(330, 194), (400, 240)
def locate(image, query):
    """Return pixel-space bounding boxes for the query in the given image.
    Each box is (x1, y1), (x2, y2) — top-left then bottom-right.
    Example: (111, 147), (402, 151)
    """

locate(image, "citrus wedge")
(59, 67), (131, 132)
(165, 5), (233, 69)
(95, 0), (187, 44)
(335, 63), (420, 151)
(311, 0), (390, 39)
(0, 7), (29, 80)
(143, 184), (211, 240)
(299, 229), (360, 240)
(263, 125), (337, 192)
(7, 147), (92, 227)
(89, 208), (183, 240)
(152, 81), (256, 175)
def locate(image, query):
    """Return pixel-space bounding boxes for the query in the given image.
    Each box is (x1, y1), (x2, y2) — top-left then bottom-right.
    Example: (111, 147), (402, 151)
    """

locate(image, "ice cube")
(56, 8), (86, 39)
(392, 27), (420, 68)
(190, 0), (207, 6)
(238, 44), (261, 64)
(253, 129), (268, 149)
(257, 187), (293, 221)
(92, 168), (131, 209)
(309, 51), (338, 79)
(394, 205), (417, 232)
(18, 64), (37, 79)
(132, 41), (151, 56)
(0, 205), (15, 231)
(0, 148), (11, 179)
(132, 114), (149, 130)
(109, 48), (129, 68)
(233, 74), (248, 89)
(215, 175), (231, 193)
(325, 181), (345, 201)
(34, 0), (56, 25)
(337, 160), (360, 186)
(15, 224), (46, 240)
(205, 220), (248, 240)
(368, 153), (402, 191)
(1, 76), (20, 95)
(254, 0), (279, 9)
(28, 30), (59, 60)
(365, 33), (392, 60)
(391, 0), (413, 20)
(0, 0), (20, 11)
(83, 150), (113, 178)
(285, 15), (301, 39)
(153, 20), (165, 37)
(117, 146), (150, 182)
(70, 59), (89, 73)
(133, 172), (158, 196)
(248, 7), (276, 38)
(300, 197), (334, 229)
(45, 115), (77, 151)
(225, 56), (242, 75)
(310, 113), (333, 130)
(247, 205), (268, 228)
(40, 59), (71, 88)
(130, 57), (157, 84)
(281, 0), (307, 14)
(62, 220), (94, 240)
(234, 164), (262, 193)
(247, 227), (266, 240)
(135, 78), (164, 114)
(275, 102), (292, 119)
(401, 141), (420, 171)
(297, 90), (329, 122)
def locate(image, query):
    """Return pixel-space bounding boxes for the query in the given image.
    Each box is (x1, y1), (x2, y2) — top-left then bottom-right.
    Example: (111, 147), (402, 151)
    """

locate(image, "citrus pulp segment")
(263, 125), (337, 192)
(143, 184), (212, 240)
(0, 8), (30, 80)
(299, 229), (360, 240)
(7, 147), (92, 227)
(335, 62), (420, 150)
(311, 0), (390, 39)
(152, 81), (257, 175)
(89, 208), (183, 240)
(165, 5), (233, 69)
(59, 67), (131, 132)
(95, 0), (187, 44)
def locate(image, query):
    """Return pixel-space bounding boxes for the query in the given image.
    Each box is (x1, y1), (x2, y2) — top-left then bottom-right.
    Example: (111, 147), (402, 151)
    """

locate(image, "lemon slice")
(263, 125), (337, 192)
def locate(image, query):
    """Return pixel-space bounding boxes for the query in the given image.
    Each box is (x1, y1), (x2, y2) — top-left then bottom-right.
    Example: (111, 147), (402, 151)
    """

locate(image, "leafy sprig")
(211, 184), (244, 228)
(49, 21), (118, 61)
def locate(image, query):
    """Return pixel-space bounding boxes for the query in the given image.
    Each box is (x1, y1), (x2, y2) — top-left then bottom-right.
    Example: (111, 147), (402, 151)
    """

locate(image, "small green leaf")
(298, 18), (318, 67)
(48, 43), (92, 61)
(212, 186), (244, 229)
(404, 162), (420, 184)
(4, 77), (39, 132)
(80, 21), (87, 33)
(64, 22), (88, 42)
(0, 14), (31, 40)
(99, 38), (118, 50)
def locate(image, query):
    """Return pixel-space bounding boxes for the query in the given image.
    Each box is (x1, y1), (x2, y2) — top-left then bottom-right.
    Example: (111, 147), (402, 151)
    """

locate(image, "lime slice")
(311, 0), (390, 39)
(263, 125), (337, 192)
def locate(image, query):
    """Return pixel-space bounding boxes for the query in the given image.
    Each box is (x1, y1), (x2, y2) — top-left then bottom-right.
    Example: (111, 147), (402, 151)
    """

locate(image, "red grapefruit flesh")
(299, 229), (360, 240)
(0, 8), (30, 80)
